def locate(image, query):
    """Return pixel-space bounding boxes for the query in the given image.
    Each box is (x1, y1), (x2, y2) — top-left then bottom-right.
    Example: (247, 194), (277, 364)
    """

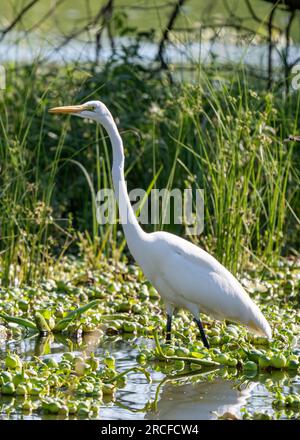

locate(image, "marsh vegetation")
(0, 0), (299, 420)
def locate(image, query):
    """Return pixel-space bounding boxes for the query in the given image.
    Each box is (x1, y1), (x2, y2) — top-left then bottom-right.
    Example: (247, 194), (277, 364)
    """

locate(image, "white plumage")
(49, 100), (272, 345)
(141, 231), (271, 338)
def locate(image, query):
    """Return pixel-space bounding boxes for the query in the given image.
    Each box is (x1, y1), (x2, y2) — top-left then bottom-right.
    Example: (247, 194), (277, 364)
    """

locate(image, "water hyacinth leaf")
(53, 299), (101, 331)
(53, 317), (74, 332)
(190, 351), (206, 359)
(62, 299), (101, 319)
(153, 331), (219, 367)
(55, 281), (74, 294)
(0, 313), (37, 331)
(34, 312), (51, 333)
(105, 366), (152, 384)
(39, 309), (52, 320)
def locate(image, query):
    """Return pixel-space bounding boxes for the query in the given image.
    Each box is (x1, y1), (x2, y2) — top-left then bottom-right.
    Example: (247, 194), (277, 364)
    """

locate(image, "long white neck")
(100, 114), (148, 259)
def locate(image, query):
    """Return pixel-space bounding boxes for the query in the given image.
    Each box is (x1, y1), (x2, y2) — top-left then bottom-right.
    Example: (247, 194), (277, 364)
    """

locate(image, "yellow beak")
(48, 105), (86, 114)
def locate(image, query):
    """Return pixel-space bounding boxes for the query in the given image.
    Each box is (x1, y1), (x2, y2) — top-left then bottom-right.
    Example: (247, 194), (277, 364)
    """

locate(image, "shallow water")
(1, 0), (300, 65)
(2, 32), (300, 69)
(1, 334), (299, 420)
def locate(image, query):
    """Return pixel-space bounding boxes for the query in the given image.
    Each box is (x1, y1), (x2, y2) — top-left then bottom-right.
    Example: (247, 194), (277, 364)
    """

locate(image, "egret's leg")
(166, 314), (172, 343)
(194, 317), (210, 349)
(165, 304), (175, 343)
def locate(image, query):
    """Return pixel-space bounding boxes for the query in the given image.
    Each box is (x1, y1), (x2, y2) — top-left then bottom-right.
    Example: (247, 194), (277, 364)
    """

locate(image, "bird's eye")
(86, 105), (96, 112)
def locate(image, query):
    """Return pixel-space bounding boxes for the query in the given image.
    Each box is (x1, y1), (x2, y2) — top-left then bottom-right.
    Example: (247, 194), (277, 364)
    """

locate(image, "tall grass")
(171, 78), (298, 272)
(0, 61), (299, 285)
(0, 65), (74, 284)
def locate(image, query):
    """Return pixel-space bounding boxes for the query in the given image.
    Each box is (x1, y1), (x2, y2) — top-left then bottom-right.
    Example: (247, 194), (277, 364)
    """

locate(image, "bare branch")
(95, 0), (115, 62)
(244, 0), (282, 32)
(157, 0), (187, 69)
(26, 0), (66, 33)
(267, 4), (277, 89)
(0, 0), (40, 42)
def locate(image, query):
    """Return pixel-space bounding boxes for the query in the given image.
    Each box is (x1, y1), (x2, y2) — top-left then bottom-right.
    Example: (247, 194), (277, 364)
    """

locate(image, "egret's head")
(49, 100), (111, 124)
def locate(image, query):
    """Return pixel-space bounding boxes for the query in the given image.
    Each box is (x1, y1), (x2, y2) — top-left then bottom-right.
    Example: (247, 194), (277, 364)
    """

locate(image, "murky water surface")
(1, 335), (299, 420)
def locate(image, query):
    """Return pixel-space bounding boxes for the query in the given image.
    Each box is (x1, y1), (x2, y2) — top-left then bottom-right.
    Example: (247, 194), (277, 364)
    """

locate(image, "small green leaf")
(0, 313), (37, 331)
(54, 299), (100, 332)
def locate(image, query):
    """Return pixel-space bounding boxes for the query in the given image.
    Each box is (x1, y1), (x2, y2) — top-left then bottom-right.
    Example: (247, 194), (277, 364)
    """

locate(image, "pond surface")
(1, 334), (299, 420)
(2, 32), (300, 69)
(1, 0), (299, 66)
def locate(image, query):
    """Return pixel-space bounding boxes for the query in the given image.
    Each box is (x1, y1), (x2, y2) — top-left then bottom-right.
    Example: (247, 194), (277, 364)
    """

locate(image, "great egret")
(49, 100), (272, 348)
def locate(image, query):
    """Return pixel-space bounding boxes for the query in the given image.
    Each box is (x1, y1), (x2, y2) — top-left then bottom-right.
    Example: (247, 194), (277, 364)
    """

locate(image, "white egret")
(49, 100), (272, 347)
